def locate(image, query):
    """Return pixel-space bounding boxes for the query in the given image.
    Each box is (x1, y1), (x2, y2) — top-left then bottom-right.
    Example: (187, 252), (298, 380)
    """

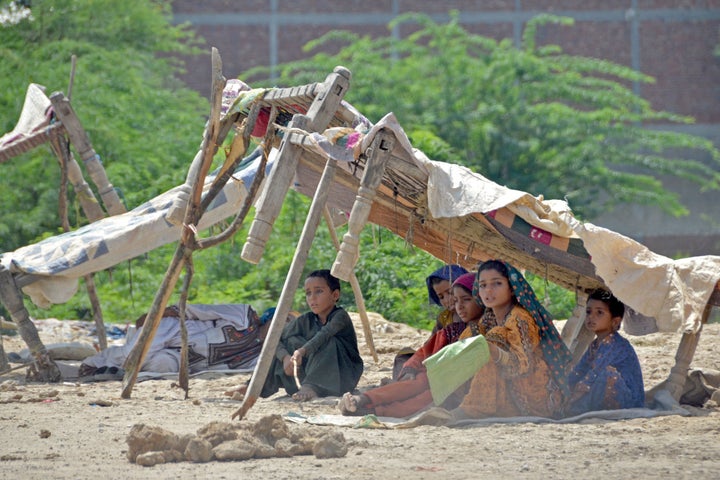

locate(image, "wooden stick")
(84, 274), (107, 351)
(0, 330), (9, 373)
(177, 259), (194, 398)
(0, 361), (37, 375)
(49, 130), (108, 350)
(121, 250), (187, 398)
(67, 54), (77, 101)
(122, 48), (226, 398)
(323, 208), (378, 363)
(232, 156), (338, 420)
(47, 119), (105, 222)
(560, 293), (594, 362)
(50, 92), (126, 216)
(53, 132), (70, 228)
(292, 358), (301, 389)
(0, 264), (60, 382)
(195, 109), (274, 250)
(664, 304), (710, 401)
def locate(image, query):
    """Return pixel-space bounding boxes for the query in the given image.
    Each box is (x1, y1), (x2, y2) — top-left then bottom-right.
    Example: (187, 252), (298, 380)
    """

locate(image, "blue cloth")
(260, 307), (276, 325)
(566, 332), (645, 415)
(105, 325), (126, 340)
(425, 264), (468, 306)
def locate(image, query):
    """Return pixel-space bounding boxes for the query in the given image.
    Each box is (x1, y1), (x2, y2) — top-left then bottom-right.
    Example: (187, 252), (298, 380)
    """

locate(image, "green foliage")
(244, 12), (720, 220)
(0, 0), (207, 252)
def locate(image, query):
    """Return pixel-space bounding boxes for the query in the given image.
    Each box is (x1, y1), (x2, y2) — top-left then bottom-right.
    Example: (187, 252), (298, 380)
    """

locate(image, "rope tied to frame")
(406, 207), (427, 248)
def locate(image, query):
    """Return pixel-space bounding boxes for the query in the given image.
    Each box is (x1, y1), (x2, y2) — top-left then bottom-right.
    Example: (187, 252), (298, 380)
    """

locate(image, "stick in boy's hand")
(292, 358), (302, 389)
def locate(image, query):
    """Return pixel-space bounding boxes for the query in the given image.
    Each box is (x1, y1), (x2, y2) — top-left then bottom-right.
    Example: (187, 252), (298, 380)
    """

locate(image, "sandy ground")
(1, 312), (719, 480)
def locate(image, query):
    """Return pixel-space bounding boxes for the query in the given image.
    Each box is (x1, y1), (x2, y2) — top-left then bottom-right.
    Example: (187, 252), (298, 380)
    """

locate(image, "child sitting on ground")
(427, 264), (469, 333)
(564, 288), (645, 416)
(387, 264), (468, 381)
(339, 272), (482, 418)
(240, 269), (364, 402)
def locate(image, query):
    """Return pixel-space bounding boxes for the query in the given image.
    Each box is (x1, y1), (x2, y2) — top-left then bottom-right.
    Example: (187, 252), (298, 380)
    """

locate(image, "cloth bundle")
(424, 335), (490, 405)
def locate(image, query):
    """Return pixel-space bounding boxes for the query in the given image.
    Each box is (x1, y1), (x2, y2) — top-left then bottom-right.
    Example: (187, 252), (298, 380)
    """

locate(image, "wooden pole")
(121, 48), (226, 398)
(0, 326), (8, 373)
(560, 293), (594, 363)
(48, 129), (108, 349)
(84, 274), (107, 351)
(331, 130), (394, 281)
(663, 304), (711, 401)
(67, 54), (77, 101)
(323, 207), (378, 363)
(177, 261), (194, 397)
(50, 92), (127, 216)
(232, 156), (338, 420)
(165, 150), (202, 226)
(241, 66), (352, 264)
(47, 122), (105, 222)
(0, 264), (61, 382)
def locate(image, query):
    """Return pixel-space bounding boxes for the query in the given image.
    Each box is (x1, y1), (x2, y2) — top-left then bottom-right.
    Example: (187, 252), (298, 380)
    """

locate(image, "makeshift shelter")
(0, 59), (379, 386)
(0, 82), (129, 369)
(1, 64), (718, 417)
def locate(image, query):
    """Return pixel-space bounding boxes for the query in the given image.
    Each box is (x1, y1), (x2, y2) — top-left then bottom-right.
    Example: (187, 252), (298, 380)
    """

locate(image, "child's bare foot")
(339, 392), (372, 416)
(224, 384), (248, 400)
(291, 385), (317, 402)
(339, 392), (357, 414)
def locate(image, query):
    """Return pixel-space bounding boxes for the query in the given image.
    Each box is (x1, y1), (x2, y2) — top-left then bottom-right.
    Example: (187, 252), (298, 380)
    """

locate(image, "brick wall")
(172, 1), (720, 123)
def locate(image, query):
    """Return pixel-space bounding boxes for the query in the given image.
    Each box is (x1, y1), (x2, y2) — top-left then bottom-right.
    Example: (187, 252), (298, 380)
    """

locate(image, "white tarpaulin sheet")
(1, 154), (267, 308)
(0, 83), (51, 151)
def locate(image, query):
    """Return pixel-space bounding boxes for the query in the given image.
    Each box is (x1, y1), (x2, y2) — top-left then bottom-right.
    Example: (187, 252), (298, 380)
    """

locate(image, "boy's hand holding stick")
(292, 358), (302, 389)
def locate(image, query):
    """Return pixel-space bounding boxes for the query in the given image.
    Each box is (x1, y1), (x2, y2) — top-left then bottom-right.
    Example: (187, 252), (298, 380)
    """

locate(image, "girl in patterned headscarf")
(453, 259), (572, 419)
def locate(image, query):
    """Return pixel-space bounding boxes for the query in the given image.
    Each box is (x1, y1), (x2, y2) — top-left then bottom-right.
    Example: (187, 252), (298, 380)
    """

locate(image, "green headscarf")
(473, 259), (573, 397)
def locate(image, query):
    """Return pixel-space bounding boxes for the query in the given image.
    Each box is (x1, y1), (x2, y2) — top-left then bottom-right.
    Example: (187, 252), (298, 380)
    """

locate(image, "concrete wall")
(171, 0), (720, 257)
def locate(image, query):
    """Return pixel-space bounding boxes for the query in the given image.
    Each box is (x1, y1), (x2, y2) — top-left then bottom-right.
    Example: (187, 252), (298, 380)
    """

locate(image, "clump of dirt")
(126, 414), (347, 466)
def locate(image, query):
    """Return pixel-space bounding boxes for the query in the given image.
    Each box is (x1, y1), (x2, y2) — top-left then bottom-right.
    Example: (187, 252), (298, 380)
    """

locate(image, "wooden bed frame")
(0, 86), (127, 375)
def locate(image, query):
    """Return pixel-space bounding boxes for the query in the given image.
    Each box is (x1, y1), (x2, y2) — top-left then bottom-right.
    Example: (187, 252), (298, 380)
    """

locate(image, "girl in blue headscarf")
(387, 264), (468, 381)
(426, 264), (469, 332)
